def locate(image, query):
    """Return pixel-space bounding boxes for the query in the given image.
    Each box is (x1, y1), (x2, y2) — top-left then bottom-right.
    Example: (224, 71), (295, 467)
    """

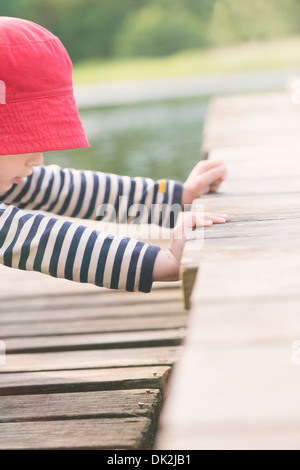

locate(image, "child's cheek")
(0, 178), (13, 193)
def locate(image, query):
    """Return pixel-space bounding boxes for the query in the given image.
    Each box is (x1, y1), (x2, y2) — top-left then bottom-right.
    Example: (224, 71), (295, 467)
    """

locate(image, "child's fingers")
(175, 212), (208, 233)
(179, 211), (229, 229)
(210, 177), (226, 192)
(204, 212), (229, 223)
(188, 160), (226, 182)
(205, 216), (227, 224)
(175, 211), (228, 237)
(172, 210), (228, 244)
(172, 212), (210, 240)
(195, 160), (226, 173)
(196, 166), (227, 189)
(182, 211), (212, 229)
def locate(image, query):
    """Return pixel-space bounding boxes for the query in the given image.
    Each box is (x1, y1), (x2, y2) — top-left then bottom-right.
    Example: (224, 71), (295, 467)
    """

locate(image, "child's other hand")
(152, 211), (228, 282)
(182, 160), (227, 207)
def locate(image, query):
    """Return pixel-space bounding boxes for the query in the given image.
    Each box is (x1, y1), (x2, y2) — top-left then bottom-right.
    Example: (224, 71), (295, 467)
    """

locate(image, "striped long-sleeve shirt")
(0, 165), (183, 292)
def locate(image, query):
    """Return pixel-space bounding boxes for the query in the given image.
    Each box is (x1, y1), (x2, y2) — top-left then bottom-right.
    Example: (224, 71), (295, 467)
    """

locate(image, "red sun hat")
(0, 17), (89, 155)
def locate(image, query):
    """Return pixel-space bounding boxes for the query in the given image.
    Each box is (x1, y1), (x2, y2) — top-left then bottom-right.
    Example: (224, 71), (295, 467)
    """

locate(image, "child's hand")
(152, 211), (228, 282)
(182, 160), (227, 207)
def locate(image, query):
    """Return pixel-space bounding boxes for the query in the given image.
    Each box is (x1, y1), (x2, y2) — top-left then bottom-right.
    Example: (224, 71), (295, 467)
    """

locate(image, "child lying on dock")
(0, 17), (228, 293)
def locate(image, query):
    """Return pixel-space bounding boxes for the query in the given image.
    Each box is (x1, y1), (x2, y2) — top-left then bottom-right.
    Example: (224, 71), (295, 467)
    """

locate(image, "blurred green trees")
(1, 0), (299, 62)
(209, 0), (300, 45)
(113, 4), (207, 57)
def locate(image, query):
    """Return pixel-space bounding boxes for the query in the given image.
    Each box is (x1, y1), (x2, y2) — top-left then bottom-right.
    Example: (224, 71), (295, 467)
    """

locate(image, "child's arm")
(0, 202), (228, 292)
(0, 202), (160, 292)
(0, 165), (183, 229)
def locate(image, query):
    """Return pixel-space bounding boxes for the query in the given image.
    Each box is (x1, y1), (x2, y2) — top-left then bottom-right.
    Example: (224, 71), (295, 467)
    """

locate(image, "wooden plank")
(180, 194), (300, 271)
(191, 255), (300, 303)
(0, 389), (162, 449)
(181, 211), (300, 287)
(157, 91), (300, 450)
(209, 144), (300, 178)
(0, 314), (187, 338)
(202, 92), (300, 154)
(3, 329), (186, 354)
(204, 112), (300, 136)
(206, 144), (300, 195)
(180, 298), (300, 346)
(201, 218), (300, 242)
(0, 417), (154, 450)
(200, 193), (300, 216)
(0, 366), (171, 396)
(202, 126), (300, 155)
(204, 93), (296, 117)
(157, 259), (300, 449)
(0, 299), (183, 324)
(211, 176), (300, 196)
(203, 94), (299, 128)
(0, 285), (182, 312)
(0, 346), (181, 373)
(217, 210), (300, 223)
(0, 389), (162, 422)
(156, 346), (300, 450)
(201, 232), (300, 252)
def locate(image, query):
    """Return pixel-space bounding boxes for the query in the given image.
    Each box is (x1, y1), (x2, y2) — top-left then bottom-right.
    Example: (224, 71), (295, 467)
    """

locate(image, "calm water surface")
(45, 97), (209, 182)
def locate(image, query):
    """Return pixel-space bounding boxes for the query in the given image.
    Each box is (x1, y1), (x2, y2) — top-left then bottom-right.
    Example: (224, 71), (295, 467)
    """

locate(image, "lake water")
(44, 96), (209, 182)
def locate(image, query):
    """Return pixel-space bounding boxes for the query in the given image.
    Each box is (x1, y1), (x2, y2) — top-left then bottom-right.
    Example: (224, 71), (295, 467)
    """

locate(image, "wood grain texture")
(0, 314), (187, 339)
(156, 91), (300, 450)
(0, 418), (154, 450)
(0, 389), (162, 422)
(0, 366), (171, 396)
(0, 268), (184, 448)
(1, 346), (181, 373)
(202, 92), (300, 155)
(3, 329), (185, 354)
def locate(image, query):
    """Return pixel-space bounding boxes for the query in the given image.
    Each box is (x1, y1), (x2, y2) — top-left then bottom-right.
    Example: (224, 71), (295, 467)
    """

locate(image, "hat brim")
(0, 92), (89, 155)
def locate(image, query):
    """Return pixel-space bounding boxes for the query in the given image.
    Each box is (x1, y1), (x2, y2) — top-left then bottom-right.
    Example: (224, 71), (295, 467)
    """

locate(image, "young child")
(0, 17), (228, 293)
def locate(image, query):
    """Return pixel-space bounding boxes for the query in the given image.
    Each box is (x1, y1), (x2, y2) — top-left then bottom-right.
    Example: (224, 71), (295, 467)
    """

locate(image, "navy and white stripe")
(0, 165), (183, 292)
(1, 165), (182, 226)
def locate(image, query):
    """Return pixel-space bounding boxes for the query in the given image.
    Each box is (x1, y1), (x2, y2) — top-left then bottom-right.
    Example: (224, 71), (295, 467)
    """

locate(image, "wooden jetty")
(0, 224), (185, 450)
(156, 90), (300, 450)
(1, 88), (299, 450)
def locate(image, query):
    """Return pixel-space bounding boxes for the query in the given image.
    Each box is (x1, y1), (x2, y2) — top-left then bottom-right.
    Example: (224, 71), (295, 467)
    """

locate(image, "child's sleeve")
(0, 165), (183, 228)
(0, 202), (161, 292)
